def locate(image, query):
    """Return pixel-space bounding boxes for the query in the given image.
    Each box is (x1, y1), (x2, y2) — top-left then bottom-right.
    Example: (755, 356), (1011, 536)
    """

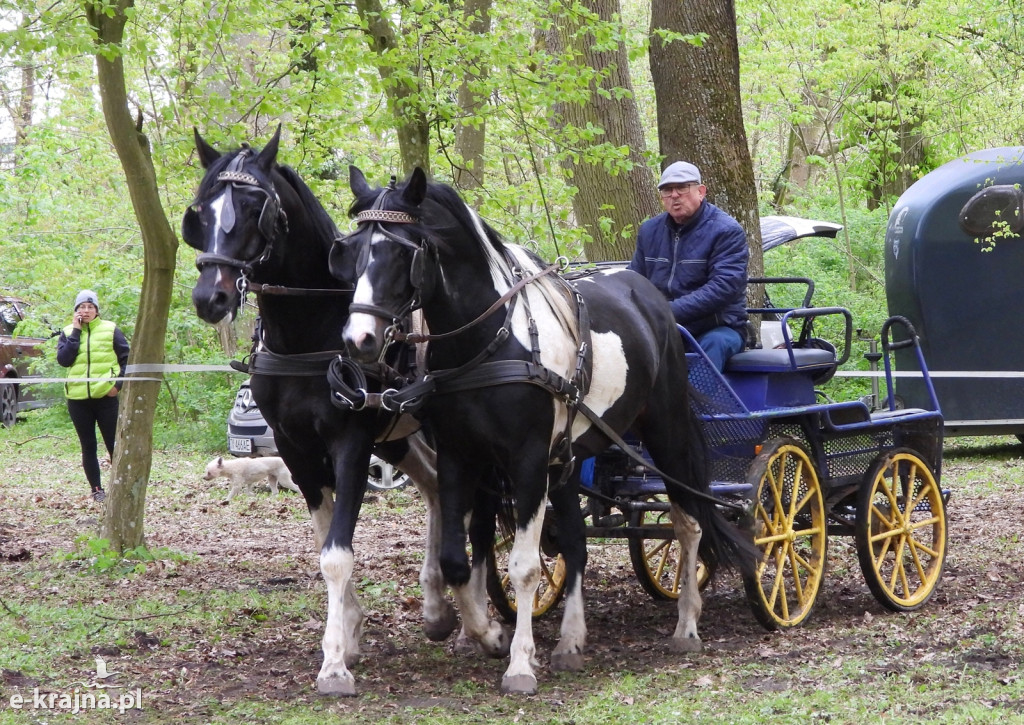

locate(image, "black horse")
(184, 130), (457, 696)
(331, 167), (758, 694)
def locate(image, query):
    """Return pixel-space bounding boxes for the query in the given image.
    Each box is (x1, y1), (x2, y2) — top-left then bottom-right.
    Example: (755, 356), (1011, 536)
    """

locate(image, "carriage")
(488, 277), (949, 632)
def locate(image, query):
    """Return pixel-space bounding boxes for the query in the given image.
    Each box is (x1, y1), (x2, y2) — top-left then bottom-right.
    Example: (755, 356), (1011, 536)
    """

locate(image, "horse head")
(332, 166), (441, 361)
(184, 126), (288, 323)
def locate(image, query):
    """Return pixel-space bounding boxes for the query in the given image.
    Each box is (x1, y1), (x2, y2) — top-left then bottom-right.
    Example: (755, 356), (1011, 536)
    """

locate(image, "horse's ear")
(256, 124), (281, 170)
(349, 166), (372, 198)
(194, 128), (220, 169)
(403, 167), (428, 206)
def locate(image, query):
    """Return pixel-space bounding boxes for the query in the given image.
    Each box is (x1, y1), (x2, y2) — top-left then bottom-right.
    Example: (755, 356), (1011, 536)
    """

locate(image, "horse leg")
(668, 503), (704, 653)
(317, 544), (365, 695)
(549, 478), (588, 672)
(501, 495), (548, 695)
(390, 432), (458, 642)
(437, 464), (510, 659)
(309, 487), (335, 551)
(453, 490), (511, 656)
(316, 438), (374, 696)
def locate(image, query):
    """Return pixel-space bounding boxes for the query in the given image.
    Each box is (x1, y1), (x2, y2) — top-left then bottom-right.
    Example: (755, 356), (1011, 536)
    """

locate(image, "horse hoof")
(344, 652), (361, 668)
(452, 634), (477, 656)
(670, 635), (703, 654)
(550, 652), (584, 672)
(501, 674), (538, 695)
(485, 625), (513, 659)
(423, 608), (459, 642)
(317, 674), (357, 697)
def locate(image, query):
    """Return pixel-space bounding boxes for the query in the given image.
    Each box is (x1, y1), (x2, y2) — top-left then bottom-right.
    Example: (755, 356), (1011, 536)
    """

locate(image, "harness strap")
(196, 253), (248, 271)
(248, 282), (354, 296)
(242, 348), (344, 377)
(398, 262), (561, 344)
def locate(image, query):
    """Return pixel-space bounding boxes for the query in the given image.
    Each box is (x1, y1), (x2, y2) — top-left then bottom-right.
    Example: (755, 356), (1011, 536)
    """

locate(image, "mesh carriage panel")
(688, 352), (766, 483)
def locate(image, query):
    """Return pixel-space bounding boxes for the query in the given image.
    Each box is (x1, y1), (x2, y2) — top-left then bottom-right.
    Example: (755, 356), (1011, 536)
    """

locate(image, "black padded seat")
(725, 347), (836, 374)
(869, 407), (929, 421)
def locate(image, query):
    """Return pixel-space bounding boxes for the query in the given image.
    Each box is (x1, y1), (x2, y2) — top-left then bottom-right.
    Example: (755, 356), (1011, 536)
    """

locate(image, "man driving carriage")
(628, 161), (749, 371)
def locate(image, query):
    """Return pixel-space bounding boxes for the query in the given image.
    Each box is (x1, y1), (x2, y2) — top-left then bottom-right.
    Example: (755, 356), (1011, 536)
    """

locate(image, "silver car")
(226, 379), (411, 491)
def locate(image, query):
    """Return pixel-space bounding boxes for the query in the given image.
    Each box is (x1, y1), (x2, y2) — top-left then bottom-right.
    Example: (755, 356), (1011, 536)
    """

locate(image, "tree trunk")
(355, 0), (431, 176)
(547, 0), (660, 261)
(650, 0), (763, 280)
(15, 63), (34, 146)
(452, 0), (491, 192)
(864, 84), (927, 213)
(86, 0), (178, 551)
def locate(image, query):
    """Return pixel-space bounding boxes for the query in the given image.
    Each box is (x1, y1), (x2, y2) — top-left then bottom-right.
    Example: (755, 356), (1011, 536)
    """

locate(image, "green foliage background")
(2, 0), (1022, 448)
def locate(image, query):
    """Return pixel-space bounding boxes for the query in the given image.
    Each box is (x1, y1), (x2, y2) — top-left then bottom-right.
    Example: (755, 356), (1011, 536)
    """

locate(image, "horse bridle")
(337, 186), (430, 327)
(186, 149), (289, 278)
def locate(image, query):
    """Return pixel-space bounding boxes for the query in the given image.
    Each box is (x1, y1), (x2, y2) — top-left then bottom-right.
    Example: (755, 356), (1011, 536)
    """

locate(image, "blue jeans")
(696, 326), (744, 372)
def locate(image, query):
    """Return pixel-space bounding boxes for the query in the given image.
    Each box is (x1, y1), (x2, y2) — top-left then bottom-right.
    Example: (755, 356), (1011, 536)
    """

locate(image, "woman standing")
(56, 290), (130, 502)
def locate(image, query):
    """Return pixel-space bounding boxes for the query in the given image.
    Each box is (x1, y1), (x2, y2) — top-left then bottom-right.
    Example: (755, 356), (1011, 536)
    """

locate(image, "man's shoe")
(92, 488), (106, 503)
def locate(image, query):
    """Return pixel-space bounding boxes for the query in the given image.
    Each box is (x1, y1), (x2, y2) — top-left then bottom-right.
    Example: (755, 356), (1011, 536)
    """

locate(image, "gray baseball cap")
(659, 161), (702, 188)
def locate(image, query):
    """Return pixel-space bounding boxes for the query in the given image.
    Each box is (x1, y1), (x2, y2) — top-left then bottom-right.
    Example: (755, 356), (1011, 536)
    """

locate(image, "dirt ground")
(2, 437), (1024, 721)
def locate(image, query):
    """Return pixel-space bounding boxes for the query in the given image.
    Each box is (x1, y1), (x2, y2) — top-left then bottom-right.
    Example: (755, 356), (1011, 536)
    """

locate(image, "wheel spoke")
(906, 537), (929, 585)
(786, 456), (804, 519)
(787, 545), (805, 604)
(648, 539), (671, 577)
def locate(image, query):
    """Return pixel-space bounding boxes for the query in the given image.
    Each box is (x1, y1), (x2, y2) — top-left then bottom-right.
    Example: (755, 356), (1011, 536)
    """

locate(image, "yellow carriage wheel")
(628, 495), (713, 600)
(742, 438), (827, 630)
(855, 449), (946, 612)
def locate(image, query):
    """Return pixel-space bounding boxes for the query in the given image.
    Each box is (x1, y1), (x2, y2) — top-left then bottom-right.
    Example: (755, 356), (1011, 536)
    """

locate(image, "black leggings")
(67, 396), (119, 491)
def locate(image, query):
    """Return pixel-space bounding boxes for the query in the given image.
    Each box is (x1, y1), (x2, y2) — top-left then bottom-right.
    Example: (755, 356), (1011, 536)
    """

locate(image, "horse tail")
(675, 405), (760, 580)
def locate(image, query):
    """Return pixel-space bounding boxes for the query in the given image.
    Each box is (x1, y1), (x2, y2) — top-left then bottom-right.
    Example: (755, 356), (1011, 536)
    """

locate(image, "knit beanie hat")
(74, 290), (99, 312)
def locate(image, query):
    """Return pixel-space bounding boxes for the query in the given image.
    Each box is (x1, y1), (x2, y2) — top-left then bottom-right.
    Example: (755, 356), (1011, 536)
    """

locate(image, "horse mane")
(418, 178), (581, 347)
(276, 164), (343, 250)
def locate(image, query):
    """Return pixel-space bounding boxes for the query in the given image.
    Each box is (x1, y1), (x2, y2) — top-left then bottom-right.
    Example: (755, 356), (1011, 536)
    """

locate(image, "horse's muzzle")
(192, 284), (237, 324)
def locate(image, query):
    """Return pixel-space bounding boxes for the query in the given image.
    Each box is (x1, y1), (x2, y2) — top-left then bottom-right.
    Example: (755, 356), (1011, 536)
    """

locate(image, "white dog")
(203, 456), (299, 500)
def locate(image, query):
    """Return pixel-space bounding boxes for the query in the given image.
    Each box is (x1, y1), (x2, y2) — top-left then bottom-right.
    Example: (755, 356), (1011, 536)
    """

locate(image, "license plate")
(228, 437), (252, 454)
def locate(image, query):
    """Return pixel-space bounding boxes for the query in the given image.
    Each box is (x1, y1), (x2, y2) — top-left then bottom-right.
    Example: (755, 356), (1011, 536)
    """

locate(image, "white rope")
(0, 363), (241, 385)
(835, 370), (1024, 379)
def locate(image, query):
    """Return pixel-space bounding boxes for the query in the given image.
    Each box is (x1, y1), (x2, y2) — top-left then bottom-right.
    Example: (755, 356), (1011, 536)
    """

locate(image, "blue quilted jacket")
(628, 201), (749, 337)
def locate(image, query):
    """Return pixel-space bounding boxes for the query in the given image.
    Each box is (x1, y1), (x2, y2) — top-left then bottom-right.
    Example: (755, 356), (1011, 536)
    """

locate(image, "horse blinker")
(182, 206), (204, 250)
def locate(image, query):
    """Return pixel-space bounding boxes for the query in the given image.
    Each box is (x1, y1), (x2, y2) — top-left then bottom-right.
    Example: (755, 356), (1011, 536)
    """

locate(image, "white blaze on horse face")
(343, 233), (385, 354)
(207, 192), (230, 256)
(206, 191), (232, 287)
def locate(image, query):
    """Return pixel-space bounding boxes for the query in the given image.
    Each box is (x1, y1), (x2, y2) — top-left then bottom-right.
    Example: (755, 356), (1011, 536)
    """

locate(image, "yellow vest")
(63, 319), (119, 399)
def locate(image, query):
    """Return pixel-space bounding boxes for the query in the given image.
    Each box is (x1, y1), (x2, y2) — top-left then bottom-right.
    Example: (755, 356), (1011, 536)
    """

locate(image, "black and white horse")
(331, 167), (758, 694)
(184, 131), (457, 696)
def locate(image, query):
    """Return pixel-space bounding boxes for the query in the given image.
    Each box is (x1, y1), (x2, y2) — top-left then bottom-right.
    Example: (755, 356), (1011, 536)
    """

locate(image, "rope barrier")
(834, 370), (1024, 379)
(5, 363), (1024, 385)
(0, 363), (241, 385)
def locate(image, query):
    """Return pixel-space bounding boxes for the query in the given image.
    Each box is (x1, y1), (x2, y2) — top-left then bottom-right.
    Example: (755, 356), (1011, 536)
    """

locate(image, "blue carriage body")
(585, 309), (944, 500)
